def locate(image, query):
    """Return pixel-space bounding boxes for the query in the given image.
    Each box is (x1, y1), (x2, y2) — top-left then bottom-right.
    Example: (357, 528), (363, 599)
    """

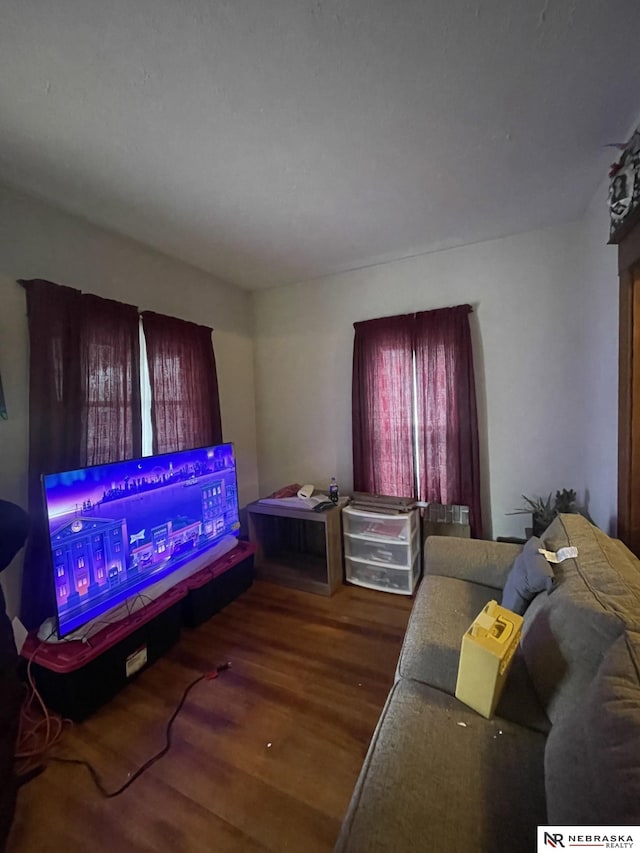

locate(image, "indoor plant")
(510, 489), (587, 537)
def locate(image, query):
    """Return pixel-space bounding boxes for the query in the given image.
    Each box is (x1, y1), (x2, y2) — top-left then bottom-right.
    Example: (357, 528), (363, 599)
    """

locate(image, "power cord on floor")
(15, 641), (68, 782)
(50, 661), (232, 798)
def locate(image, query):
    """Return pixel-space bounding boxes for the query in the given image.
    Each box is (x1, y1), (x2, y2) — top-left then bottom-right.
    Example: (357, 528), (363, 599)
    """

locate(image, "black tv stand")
(21, 541), (256, 721)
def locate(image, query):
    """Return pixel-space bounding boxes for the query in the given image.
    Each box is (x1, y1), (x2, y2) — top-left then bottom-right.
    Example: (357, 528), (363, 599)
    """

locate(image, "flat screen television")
(42, 442), (240, 638)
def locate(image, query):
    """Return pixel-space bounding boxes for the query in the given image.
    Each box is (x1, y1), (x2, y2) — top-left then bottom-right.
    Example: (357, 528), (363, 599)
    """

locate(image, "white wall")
(253, 216), (618, 539)
(0, 183), (259, 618)
(0, 179), (619, 617)
(574, 181), (619, 533)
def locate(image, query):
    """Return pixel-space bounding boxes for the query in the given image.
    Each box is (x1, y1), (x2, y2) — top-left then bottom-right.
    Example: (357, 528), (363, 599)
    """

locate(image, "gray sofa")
(335, 514), (640, 852)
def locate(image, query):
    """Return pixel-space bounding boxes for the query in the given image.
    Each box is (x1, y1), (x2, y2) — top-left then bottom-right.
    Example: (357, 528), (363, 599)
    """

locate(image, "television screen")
(42, 442), (240, 637)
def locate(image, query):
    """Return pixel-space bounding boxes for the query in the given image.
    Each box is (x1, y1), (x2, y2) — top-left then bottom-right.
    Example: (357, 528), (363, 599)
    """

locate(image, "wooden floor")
(8, 580), (412, 853)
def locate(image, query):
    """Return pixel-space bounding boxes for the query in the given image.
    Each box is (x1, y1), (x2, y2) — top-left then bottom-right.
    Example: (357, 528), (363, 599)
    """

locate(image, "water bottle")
(329, 477), (339, 504)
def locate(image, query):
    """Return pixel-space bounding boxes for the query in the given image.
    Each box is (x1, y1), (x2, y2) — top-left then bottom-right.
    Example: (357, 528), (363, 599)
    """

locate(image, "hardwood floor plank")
(8, 579), (413, 853)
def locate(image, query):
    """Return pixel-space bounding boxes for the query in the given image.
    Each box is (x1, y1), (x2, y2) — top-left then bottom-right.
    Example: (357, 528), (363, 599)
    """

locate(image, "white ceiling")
(1, 1), (639, 290)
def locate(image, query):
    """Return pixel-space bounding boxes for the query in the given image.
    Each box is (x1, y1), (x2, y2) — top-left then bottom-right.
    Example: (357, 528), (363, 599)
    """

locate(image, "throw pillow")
(501, 536), (554, 615)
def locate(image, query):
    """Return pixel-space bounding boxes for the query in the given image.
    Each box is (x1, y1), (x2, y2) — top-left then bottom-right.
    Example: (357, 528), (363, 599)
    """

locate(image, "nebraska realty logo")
(538, 827), (640, 850)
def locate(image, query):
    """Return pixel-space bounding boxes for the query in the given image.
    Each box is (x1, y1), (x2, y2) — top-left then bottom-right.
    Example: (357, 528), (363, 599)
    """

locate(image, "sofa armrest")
(423, 535), (522, 591)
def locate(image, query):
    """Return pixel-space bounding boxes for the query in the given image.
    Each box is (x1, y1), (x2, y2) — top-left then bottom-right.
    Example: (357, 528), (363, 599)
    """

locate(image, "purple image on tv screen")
(42, 442), (240, 637)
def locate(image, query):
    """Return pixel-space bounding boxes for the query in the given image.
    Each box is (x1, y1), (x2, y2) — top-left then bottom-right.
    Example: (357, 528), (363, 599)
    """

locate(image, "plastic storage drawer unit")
(342, 506), (421, 595)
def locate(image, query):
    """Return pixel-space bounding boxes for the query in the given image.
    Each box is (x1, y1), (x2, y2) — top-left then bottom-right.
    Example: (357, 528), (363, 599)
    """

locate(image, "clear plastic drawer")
(345, 553), (420, 596)
(342, 507), (417, 541)
(344, 530), (417, 569)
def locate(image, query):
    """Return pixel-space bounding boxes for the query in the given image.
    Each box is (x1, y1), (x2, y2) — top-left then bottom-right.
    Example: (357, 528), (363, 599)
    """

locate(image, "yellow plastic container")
(455, 600), (523, 719)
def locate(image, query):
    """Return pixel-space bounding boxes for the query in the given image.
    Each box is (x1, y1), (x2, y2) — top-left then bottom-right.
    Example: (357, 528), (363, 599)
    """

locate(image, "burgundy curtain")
(20, 280), (141, 630)
(352, 315), (415, 498)
(352, 304), (483, 538)
(141, 311), (222, 454)
(414, 305), (483, 537)
(21, 280), (83, 629)
(79, 294), (141, 467)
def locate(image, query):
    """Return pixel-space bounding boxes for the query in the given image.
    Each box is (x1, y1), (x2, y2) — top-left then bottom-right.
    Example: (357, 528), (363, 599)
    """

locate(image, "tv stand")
(247, 500), (343, 595)
(21, 541), (256, 720)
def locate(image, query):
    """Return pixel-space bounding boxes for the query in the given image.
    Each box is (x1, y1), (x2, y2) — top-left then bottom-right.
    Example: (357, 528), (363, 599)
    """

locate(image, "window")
(141, 311), (222, 455)
(79, 293), (142, 467)
(352, 305), (482, 536)
(352, 315), (415, 498)
(139, 320), (154, 456)
(20, 278), (224, 631)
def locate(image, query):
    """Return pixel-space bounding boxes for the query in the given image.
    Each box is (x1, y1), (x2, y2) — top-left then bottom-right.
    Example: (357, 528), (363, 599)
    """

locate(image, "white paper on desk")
(259, 494), (330, 510)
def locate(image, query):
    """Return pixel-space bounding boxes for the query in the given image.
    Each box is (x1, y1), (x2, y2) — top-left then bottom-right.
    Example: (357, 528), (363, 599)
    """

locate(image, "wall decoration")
(609, 128), (640, 242)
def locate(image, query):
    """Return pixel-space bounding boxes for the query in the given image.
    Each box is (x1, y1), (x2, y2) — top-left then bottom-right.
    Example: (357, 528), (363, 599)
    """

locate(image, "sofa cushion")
(397, 574), (550, 733)
(501, 536), (554, 615)
(334, 678), (547, 853)
(397, 574), (496, 694)
(493, 647), (550, 734)
(545, 631), (640, 824)
(423, 535), (522, 590)
(520, 514), (640, 724)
